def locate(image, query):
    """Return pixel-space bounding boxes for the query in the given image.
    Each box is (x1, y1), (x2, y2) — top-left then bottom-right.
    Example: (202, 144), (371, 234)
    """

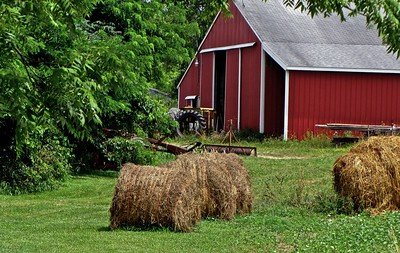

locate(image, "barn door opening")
(214, 51), (226, 131)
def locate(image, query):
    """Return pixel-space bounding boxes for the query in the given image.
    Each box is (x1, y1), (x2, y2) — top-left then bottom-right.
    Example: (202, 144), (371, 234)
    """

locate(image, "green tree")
(171, 0), (230, 37)
(0, 0), (195, 192)
(0, 0), (108, 146)
(0, 0), (101, 193)
(89, 0), (201, 95)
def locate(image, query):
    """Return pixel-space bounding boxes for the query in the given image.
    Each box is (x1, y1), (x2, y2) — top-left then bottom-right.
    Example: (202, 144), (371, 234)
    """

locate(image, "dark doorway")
(214, 51), (226, 131)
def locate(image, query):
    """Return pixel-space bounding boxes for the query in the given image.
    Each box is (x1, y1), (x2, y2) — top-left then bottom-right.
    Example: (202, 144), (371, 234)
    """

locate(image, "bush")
(0, 127), (73, 195)
(99, 137), (157, 166)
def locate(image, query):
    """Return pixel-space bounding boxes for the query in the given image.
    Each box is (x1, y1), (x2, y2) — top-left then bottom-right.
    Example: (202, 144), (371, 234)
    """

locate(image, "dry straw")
(109, 163), (202, 232)
(333, 136), (400, 213)
(110, 152), (253, 232)
(186, 152), (253, 214)
(172, 153), (236, 219)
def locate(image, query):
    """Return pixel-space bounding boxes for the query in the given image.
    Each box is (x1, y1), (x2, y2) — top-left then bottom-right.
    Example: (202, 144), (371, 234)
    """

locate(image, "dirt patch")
(258, 155), (306, 160)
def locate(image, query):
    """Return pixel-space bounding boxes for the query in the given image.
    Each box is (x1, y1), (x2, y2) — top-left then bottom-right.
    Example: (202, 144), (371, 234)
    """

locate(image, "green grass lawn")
(1, 139), (400, 252)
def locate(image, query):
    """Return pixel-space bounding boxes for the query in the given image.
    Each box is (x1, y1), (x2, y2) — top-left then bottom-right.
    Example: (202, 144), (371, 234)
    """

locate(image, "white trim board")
(200, 42), (256, 54)
(286, 66), (400, 74)
(237, 48), (242, 130)
(283, 71), (290, 141)
(259, 49), (266, 133)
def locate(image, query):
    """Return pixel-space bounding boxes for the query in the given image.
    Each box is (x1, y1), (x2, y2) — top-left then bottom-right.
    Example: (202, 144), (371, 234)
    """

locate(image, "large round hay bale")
(109, 163), (202, 232)
(191, 152), (253, 214)
(350, 136), (400, 183)
(333, 136), (400, 213)
(333, 153), (397, 211)
(164, 153), (238, 220)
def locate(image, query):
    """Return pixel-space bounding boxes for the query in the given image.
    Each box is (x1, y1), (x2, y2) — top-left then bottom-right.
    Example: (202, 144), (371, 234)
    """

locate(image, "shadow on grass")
(98, 226), (112, 232)
(75, 170), (119, 178)
(98, 225), (181, 233)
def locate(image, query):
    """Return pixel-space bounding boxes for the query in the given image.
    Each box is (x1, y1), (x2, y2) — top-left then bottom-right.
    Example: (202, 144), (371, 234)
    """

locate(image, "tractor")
(169, 107), (215, 136)
(168, 95), (217, 136)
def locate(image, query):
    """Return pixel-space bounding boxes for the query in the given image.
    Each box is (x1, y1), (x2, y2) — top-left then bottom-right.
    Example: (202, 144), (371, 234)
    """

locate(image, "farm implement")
(147, 120), (257, 157)
(147, 137), (257, 157)
(146, 137), (202, 155)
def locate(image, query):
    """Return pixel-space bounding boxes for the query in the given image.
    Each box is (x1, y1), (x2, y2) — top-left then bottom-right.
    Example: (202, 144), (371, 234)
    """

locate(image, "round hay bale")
(333, 136), (400, 213)
(165, 153), (238, 220)
(350, 136), (400, 184)
(194, 152), (253, 214)
(350, 136), (400, 155)
(109, 163), (202, 232)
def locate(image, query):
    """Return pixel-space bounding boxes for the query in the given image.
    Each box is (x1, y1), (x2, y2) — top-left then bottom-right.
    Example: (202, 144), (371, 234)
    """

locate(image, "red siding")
(199, 53), (214, 108)
(178, 61), (200, 107)
(225, 49), (240, 130)
(201, 3), (258, 49)
(240, 45), (261, 131)
(288, 71), (400, 139)
(264, 54), (285, 136)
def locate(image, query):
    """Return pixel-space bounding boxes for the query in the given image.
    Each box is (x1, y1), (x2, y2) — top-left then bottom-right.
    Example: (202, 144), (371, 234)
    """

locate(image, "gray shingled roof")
(235, 0), (400, 72)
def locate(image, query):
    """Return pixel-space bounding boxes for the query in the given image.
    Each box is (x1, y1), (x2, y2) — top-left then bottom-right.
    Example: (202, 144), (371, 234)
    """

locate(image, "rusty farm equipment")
(147, 136), (256, 157)
(202, 122), (257, 156)
(147, 137), (202, 155)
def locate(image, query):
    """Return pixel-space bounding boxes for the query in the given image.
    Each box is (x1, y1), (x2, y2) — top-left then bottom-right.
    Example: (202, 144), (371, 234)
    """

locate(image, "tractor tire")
(168, 108), (181, 120)
(175, 110), (206, 136)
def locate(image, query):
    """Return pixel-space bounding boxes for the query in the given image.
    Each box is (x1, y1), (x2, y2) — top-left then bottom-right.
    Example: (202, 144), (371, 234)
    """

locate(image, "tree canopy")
(0, 0), (199, 152)
(0, 0), (202, 193)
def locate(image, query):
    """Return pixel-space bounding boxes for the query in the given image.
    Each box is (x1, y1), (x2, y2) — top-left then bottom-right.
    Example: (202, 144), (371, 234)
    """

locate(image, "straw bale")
(165, 153), (238, 220)
(109, 163), (202, 232)
(333, 136), (400, 213)
(173, 152), (252, 215)
(110, 152), (253, 232)
(195, 152), (253, 214)
(350, 136), (400, 183)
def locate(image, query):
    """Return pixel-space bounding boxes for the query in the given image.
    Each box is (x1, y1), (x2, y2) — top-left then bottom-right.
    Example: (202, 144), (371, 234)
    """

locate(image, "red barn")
(177, 0), (400, 139)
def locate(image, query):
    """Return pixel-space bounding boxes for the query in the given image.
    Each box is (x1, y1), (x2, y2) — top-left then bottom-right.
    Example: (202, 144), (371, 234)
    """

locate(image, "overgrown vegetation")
(100, 137), (157, 166)
(0, 126), (73, 194)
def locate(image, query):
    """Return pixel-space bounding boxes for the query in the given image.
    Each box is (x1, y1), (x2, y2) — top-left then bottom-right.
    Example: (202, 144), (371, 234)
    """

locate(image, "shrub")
(99, 137), (157, 166)
(0, 127), (73, 194)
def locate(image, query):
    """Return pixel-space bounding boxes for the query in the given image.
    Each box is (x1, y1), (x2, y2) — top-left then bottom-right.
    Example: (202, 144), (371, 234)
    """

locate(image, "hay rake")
(201, 125), (257, 156)
(147, 137), (202, 155)
(147, 127), (257, 157)
(103, 128), (256, 157)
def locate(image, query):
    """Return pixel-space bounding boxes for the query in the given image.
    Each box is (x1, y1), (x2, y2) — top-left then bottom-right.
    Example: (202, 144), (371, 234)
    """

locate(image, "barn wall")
(239, 45), (262, 131)
(264, 54), (285, 136)
(225, 49), (240, 130)
(202, 3), (259, 49)
(288, 71), (400, 139)
(178, 61), (200, 107)
(178, 1), (261, 131)
(199, 53), (214, 108)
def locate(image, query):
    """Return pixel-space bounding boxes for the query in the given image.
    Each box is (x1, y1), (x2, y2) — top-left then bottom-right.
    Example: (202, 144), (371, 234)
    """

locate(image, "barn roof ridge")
(261, 41), (388, 47)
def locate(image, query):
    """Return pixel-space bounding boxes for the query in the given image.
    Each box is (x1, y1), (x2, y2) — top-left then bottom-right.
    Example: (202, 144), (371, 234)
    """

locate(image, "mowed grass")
(1, 138), (400, 252)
